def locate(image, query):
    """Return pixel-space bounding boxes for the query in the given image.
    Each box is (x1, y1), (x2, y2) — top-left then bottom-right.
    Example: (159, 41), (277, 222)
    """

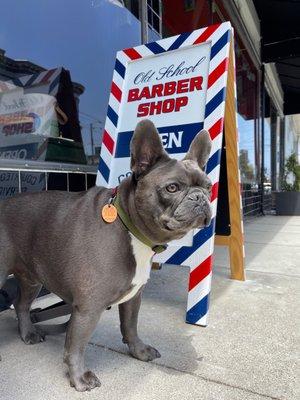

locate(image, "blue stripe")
(210, 30), (231, 59)
(166, 218), (215, 265)
(145, 41), (166, 54)
(168, 32), (191, 51)
(98, 157), (110, 183)
(25, 73), (39, 87)
(114, 122), (203, 158)
(107, 105), (118, 127)
(115, 59), (125, 79)
(206, 149), (221, 174)
(205, 88), (226, 118)
(12, 77), (23, 87)
(49, 74), (61, 94)
(186, 294), (210, 324)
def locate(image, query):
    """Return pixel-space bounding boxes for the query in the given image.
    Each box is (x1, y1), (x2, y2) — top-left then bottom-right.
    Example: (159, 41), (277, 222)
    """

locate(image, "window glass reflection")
(235, 39), (258, 188)
(238, 115), (256, 185)
(264, 117), (271, 192)
(0, 0), (141, 165)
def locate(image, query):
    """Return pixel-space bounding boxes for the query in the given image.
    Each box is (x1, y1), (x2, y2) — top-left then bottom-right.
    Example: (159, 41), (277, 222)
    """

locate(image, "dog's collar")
(111, 189), (167, 254)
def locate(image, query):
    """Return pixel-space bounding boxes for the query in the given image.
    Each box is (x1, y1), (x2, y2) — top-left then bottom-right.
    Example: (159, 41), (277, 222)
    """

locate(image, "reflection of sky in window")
(238, 113), (255, 166)
(0, 0), (142, 154)
(264, 118), (271, 178)
(238, 114), (271, 180)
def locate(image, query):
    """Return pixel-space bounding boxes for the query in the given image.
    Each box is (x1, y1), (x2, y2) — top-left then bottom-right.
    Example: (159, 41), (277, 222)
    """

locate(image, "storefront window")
(212, 1), (261, 190)
(264, 116), (271, 191)
(0, 0), (141, 165)
(285, 115), (297, 159)
(238, 115), (256, 186)
(263, 96), (281, 194)
(162, 0), (211, 36)
(213, 1), (263, 216)
(235, 43), (259, 189)
(270, 106), (280, 191)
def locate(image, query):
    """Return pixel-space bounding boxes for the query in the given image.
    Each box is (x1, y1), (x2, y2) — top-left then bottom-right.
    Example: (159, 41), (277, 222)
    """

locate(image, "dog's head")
(128, 119), (212, 243)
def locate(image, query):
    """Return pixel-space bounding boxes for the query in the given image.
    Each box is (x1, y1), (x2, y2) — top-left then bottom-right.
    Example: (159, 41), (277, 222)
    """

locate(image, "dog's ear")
(130, 119), (170, 179)
(183, 129), (212, 169)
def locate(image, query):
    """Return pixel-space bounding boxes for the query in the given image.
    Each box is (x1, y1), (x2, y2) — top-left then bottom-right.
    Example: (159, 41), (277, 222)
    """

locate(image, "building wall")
(162, 0), (294, 214)
(162, 0), (264, 215)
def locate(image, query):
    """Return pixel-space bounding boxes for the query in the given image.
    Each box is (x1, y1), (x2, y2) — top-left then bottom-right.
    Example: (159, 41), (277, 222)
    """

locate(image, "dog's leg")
(119, 289), (161, 362)
(0, 270), (8, 289)
(0, 267), (8, 361)
(13, 273), (44, 345)
(0, 252), (10, 291)
(63, 306), (102, 392)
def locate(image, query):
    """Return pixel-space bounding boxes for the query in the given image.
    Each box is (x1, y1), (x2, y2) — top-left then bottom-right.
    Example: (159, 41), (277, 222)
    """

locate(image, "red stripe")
(189, 255), (212, 291)
(111, 82), (122, 102)
(210, 182), (219, 202)
(208, 118), (224, 140)
(123, 47), (142, 60)
(41, 69), (55, 83)
(208, 58), (229, 88)
(193, 23), (221, 44)
(102, 130), (115, 154)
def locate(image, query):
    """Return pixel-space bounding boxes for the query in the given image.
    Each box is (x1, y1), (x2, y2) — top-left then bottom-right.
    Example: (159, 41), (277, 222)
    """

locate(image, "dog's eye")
(166, 183), (179, 193)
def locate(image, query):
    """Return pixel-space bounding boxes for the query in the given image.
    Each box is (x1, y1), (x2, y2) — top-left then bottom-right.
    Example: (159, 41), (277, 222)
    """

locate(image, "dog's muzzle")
(188, 191), (212, 227)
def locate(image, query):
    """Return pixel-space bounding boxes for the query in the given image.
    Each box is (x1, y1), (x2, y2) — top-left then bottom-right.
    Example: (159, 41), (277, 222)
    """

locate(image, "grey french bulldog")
(0, 119), (212, 391)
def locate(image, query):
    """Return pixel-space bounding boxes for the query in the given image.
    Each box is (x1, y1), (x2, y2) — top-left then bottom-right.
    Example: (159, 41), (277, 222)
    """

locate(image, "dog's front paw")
(128, 340), (161, 362)
(70, 371), (101, 392)
(22, 328), (45, 345)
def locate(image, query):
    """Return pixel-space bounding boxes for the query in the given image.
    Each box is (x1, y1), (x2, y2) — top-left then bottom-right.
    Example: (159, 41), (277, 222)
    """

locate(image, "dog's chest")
(113, 233), (154, 305)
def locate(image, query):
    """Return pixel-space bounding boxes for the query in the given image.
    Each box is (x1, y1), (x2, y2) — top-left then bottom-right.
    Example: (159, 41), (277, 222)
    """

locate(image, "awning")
(253, 0), (300, 115)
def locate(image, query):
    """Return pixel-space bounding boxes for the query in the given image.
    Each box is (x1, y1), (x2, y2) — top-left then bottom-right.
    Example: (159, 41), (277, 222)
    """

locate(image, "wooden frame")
(214, 38), (245, 281)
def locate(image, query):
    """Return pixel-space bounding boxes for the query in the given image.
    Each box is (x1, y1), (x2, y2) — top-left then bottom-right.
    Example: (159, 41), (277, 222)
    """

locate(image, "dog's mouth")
(159, 204), (212, 233)
(163, 223), (173, 232)
(160, 215), (204, 233)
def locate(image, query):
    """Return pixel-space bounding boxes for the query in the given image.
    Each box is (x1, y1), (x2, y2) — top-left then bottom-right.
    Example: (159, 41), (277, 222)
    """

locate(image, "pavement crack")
(88, 341), (284, 400)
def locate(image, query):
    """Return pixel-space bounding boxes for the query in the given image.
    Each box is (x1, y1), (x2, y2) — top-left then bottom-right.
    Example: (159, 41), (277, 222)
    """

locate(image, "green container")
(45, 137), (87, 165)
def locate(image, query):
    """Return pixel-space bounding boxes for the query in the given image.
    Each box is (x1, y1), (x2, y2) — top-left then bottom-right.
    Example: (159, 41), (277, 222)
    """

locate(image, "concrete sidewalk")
(0, 215), (299, 400)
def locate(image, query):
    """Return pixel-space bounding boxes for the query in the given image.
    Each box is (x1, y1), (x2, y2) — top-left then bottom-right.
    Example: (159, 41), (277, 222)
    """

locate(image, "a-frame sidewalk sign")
(97, 21), (245, 326)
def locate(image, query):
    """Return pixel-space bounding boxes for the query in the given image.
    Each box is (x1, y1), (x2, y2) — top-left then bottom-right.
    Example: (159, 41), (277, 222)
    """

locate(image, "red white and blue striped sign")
(0, 68), (63, 96)
(97, 22), (235, 326)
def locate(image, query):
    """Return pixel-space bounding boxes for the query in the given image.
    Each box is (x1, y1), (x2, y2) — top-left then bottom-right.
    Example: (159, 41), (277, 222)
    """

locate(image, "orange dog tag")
(101, 204), (118, 223)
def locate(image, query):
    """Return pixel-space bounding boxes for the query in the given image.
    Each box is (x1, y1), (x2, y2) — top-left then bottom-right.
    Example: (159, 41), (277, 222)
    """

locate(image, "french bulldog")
(0, 119), (212, 391)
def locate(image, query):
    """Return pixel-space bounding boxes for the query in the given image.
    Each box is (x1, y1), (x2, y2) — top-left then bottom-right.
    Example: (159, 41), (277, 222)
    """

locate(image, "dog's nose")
(188, 192), (200, 202)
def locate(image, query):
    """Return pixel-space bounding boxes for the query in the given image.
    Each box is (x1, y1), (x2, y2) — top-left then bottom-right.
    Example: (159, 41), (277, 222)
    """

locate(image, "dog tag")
(102, 204), (118, 223)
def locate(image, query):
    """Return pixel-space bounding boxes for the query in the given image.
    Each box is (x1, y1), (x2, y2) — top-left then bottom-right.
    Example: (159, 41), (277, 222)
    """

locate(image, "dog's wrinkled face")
(130, 119), (212, 243)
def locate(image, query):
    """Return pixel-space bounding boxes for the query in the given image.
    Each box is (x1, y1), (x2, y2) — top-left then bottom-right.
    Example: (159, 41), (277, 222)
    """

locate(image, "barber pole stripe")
(194, 23), (221, 44)
(97, 22), (235, 326)
(123, 47), (142, 60)
(157, 22), (231, 326)
(110, 82), (122, 102)
(102, 130), (115, 155)
(0, 68), (62, 95)
(184, 25), (230, 326)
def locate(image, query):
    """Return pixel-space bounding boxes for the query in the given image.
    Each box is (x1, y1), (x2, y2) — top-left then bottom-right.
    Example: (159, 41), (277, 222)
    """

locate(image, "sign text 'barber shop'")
(127, 57), (206, 117)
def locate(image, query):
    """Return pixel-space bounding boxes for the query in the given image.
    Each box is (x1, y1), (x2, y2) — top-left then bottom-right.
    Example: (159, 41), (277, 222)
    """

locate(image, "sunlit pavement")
(0, 215), (299, 400)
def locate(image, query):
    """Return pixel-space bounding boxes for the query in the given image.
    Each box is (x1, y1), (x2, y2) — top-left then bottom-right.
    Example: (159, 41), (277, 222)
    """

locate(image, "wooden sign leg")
(223, 38), (245, 281)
